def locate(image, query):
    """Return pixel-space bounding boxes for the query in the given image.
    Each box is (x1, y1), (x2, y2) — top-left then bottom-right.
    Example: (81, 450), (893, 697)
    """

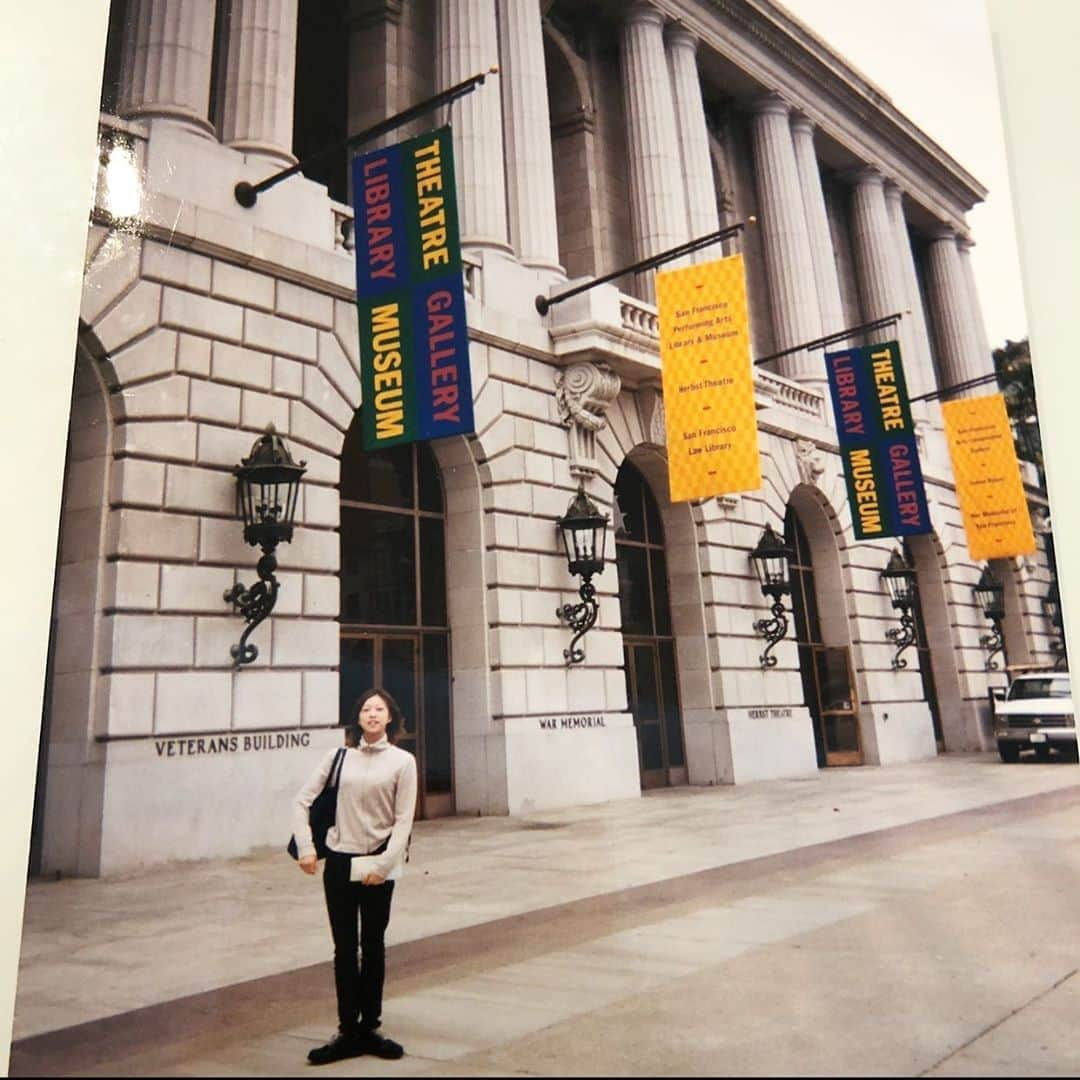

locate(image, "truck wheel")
(998, 742), (1020, 763)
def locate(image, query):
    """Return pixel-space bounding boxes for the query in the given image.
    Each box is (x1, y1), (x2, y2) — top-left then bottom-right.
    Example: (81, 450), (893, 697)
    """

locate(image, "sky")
(776, 0), (1027, 348)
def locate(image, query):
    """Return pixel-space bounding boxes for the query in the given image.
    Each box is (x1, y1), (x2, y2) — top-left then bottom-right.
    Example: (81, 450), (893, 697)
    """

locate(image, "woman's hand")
(361, 872), (386, 886)
(299, 855), (318, 875)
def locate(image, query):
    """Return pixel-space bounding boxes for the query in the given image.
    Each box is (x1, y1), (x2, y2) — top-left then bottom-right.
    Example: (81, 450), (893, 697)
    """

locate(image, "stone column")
(498, 0), (562, 272)
(219, 0), (299, 165)
(958, 236), (994, 375)
(435, 0), (510, 251)
(620, 1), (690, 301)
(925, 226), (985, 394)
(847, 168), (907, 338)
(883, 181), (936, 419)
(749, 93), (822, 381)
(790, 115), (844, 355)
(119, 0), (217, 135)
(346, 1), (398, 140)
(666, 26), (719, 260)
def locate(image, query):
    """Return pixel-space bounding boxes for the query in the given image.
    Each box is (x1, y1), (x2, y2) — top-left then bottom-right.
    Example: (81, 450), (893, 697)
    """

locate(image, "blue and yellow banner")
(825, 341), (931, 540)
(352, 126), (473, 450)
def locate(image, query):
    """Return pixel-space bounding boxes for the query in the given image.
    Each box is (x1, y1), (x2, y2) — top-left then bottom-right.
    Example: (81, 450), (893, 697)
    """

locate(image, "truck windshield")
(1007, 678), (1071, 700)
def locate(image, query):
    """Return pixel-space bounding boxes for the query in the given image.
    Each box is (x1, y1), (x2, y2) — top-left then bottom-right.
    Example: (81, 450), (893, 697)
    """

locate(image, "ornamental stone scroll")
(554, 361), (622, 477)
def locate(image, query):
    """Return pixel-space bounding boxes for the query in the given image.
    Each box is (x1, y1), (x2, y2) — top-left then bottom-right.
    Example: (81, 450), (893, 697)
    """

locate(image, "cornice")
(650, 0), (987, 226)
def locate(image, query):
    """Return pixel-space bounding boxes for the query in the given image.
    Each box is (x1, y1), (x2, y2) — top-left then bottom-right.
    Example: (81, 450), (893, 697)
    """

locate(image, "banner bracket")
(233, 68), (498, 208)
(534, 220), (752, 316)
(754, 311), (907, 367)
(909, 370), (1003, 403)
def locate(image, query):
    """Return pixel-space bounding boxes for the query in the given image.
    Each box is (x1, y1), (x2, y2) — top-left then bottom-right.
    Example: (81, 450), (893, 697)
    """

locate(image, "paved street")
(10, 754), (1080, 1076)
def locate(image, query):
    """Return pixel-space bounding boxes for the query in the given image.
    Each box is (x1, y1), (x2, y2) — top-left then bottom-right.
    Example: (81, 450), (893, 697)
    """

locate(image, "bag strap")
(328, 746), (347, 790)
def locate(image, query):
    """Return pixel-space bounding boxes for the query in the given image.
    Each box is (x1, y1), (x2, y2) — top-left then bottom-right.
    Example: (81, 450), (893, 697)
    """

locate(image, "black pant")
(323, 851), (395, 1034)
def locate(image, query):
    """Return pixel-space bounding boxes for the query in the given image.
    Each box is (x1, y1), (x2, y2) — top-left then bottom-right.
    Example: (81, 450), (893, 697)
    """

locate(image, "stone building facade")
(39, 0), (1056, 876)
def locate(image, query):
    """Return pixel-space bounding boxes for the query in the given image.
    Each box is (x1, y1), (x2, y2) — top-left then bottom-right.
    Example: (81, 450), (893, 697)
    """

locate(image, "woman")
(293, 688), (418, 1066)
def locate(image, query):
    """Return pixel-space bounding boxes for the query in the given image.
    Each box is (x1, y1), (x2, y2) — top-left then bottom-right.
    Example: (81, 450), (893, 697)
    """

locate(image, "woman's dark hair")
(345, 687), (405, 744)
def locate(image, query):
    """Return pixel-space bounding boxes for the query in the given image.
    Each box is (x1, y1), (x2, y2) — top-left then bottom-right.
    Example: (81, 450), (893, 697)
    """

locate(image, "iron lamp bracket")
(753, 598), (789, 669)
(224, 552), (279, 667)
(556, 579), (599, 666)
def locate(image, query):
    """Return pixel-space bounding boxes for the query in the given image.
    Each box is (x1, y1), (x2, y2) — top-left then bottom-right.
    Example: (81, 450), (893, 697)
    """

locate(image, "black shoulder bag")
(288, 747), (347, 860)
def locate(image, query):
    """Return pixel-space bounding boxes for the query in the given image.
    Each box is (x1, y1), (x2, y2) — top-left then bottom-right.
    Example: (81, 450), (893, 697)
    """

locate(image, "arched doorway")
(785, 504), (862, 767)
(614, 462), (686, 789)
(32, 335), (112, 875)
(339, 420), (453, 818)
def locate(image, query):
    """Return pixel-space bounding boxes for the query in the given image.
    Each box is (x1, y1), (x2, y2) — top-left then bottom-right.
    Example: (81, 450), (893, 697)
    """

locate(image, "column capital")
(664, 23), (698, 52)
(882, 179), (904, 203)
(842, 164), (885, 189)
(956, 234), (976, 252)
(624, 0), (665, 28)
(346, 0), (403, 31)
(789, 111), (815, 137)
(749, 90), (792, 118)
(929, 223), (958, 244)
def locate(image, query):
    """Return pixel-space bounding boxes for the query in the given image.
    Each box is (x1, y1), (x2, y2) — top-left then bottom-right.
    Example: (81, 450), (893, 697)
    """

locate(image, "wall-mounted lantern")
(973, 565), (1006, 671)
(224, 426), (306, 666)
(555, 483), (609, 665)
(749, 523), (793, 669)
(881, 548), (917, 671)
(1043, 578), (1067, 668)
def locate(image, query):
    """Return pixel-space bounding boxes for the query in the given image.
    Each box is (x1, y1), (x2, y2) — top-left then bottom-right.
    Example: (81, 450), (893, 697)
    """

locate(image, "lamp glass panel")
(558, 522), (575, 567)
(884, 571), (912, 607)
(286, 477), (301, 525)
(569, 524), (589, 564)
(238, 477), (254, 529)
(750, 555), (768, 589)
(896, 576), (913, 605)
(767, 552), (788, 585)
(976, 583), (1004, 619)
(595, 521), (608, 566)
(883, 574), (900, 605)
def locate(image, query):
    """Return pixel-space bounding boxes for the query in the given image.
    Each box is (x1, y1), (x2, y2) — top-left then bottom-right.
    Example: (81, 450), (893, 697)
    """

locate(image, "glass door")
(786, 507), (863, 767)
(623, 640), (686, 789)
(339, 428), (453, 818)
(615, 463), (686, 789)
(815, 646), (862, 766)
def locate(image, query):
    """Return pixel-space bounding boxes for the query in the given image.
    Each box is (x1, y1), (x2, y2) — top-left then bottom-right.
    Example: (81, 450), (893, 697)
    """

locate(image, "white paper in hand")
(349, 855), (380, 882)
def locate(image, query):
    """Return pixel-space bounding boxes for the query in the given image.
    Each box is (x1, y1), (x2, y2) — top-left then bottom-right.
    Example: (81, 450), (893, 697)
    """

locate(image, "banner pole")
(753, 311), (907, 367)
(908, 370), (1003, 403)
(234, 69), (498, 208)
(534, 220), (752, 315)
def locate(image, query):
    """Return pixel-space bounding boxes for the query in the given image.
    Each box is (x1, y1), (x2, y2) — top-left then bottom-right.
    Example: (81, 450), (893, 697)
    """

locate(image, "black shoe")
(359, 1031), (405, 1060)
(307, 1030), (365, 1066)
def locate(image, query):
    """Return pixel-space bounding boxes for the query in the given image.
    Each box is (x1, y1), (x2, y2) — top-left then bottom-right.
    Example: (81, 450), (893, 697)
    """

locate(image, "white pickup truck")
(992, 669), (1076, 763)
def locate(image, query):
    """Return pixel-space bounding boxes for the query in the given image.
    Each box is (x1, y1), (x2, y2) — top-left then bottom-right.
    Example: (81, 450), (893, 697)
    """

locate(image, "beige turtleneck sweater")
(293, 736), (417, 880)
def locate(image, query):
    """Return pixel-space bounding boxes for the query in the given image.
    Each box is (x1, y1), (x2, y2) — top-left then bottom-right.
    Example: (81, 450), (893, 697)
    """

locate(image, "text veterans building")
(39, 0), (1056, 876)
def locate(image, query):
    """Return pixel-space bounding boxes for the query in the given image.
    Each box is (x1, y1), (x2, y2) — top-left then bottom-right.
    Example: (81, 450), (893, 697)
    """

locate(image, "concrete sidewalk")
(11, 754), (1080, 1075)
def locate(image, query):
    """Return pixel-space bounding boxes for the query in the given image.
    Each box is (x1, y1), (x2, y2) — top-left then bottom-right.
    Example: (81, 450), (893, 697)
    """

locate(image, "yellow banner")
(655, 254), (761, 502)
(942, 393), (1036, 560)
